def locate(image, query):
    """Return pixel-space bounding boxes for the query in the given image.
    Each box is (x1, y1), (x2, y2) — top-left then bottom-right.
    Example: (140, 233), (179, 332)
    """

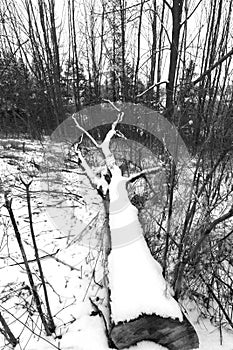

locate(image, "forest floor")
(0, 139), (233, 350)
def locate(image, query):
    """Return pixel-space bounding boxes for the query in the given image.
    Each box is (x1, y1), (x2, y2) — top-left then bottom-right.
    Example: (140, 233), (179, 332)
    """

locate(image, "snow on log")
(108, 165), (183, 321)
(107, 163), (199, 349)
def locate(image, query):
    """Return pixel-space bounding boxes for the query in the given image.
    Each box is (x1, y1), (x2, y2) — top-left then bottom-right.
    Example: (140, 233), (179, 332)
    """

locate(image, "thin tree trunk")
(71, 0), (81, 110)
(156, 1), (165, 104)
(23, 180), (56, 333)
(48, 0), (64, 122)
(149, 0), (157, 95)
(165, 0), (184, 119)
(4, 196), (52, 336)
(90, 4), (100, 100)
(134, 0), (145, 98)
(0, 312), (18, 347)
(119, 0), (126, 100)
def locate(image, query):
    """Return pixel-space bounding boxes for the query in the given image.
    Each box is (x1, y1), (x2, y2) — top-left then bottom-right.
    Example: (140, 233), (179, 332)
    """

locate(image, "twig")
(89, 297), (109, 333)
(180, 0), (202, 27)
(189, 205), (233, 261)
(82, 250), (102, 302)
(199, 273), (233, 329)
(92, 269), (103, 289)
(24, 242), (82, 273)
(0, 305), (60, 349)
(67, 212), (100, 247)
(7, 250), (59, 266)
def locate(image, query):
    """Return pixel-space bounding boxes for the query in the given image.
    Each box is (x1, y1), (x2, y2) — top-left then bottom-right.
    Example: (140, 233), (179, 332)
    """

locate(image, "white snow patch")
(130, 342), (168, 349)
(107, 164), (183, 323)
(108, 236), (183, 323)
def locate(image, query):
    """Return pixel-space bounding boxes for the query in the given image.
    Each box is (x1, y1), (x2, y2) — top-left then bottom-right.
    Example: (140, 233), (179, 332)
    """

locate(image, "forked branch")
(72, 115), (100, 148)
(72, 102), (125, 171)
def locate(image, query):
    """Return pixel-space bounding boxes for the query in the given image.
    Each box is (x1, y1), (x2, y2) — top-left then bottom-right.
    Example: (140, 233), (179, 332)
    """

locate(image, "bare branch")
(127, 166), (162, 183)
(163, 0), (172, 11)
(193, 47), (233, 85)
(102, 99), (121, 113)
(100, 101), (125, 163)
(7, 250), (59, 266)
(136, 80), (169, 98)
(189, 205), (233, 262)
(180, 0), (202, 27)
(94, 0), (151, 15)
(72, 101), (125, 175)
(72, 115), (100, 148)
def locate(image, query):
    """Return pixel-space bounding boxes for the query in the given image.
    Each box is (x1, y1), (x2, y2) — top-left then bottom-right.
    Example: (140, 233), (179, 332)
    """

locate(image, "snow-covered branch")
(100, 108), (124, 165)
(72, 102), (125, 172)
(72, 115), (100, 148)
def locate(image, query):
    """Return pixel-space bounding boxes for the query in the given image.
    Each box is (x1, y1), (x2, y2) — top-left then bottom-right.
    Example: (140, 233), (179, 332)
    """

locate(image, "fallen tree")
(71, 103), (199, 350)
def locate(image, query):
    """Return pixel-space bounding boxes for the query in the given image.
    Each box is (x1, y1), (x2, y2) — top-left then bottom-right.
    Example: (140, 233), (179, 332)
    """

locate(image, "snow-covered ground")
(0, 141), (233, 350)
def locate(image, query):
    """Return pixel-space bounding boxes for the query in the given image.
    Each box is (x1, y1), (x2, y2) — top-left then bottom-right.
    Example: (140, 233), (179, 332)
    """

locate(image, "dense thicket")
(0, 0), (232, 151)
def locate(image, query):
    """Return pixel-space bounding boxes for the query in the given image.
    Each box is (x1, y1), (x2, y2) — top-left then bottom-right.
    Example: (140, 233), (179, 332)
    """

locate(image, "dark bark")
(166, 0), (184, 119)
(156, 1), (165, 104)
(70, 0), (81, 110)
(4, 196), (52, 336)
(193, 47), (233, 86)
(149, 0), (157, 90)
(23, 180), (56, 333)
(90, 5), (100, 99)
(119, 0), (126, 100)
(0, 312), (18, 347)
(134, 0), (145, 98)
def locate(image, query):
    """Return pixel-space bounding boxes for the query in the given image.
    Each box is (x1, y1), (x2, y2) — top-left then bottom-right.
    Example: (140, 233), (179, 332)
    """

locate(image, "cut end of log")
(110, 312), (199, 350)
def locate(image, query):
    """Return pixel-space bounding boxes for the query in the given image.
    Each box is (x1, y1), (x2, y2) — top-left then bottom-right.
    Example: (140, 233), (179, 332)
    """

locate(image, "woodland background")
(1, 0), (233, 347)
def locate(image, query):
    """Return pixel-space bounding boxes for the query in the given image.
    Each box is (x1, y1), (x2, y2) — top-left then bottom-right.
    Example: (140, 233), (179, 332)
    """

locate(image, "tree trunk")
(149, 0), (157, 96)
(134, 0), (145, 98)
(119, 0), (126, 100)
(166, 0), (184, 119)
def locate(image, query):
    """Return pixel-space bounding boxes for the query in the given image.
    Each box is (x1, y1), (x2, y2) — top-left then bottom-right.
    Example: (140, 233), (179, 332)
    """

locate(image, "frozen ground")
(0, 141), (233, 350)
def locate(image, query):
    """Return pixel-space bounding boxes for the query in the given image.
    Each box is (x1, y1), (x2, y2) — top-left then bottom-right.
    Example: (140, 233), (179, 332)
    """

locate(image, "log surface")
(110, 312), (199, 350)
